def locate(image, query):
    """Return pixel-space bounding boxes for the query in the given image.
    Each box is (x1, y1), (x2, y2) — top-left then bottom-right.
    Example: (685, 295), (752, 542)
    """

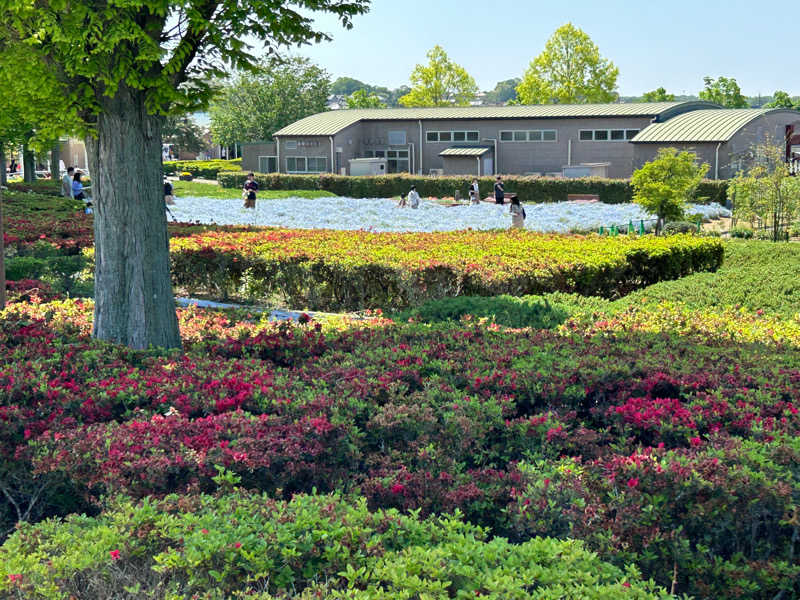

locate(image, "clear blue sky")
(289, 0), (797, 97)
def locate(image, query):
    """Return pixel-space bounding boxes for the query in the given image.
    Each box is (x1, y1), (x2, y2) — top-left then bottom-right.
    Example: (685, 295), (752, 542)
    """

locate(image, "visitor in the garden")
(470, 179), (480, 204)
(62, 166), (75, 197)
(243, 172), (258, 209)
(71, 171), (88, 201)
(493, 176), (504, 204)
(163, 177), (175, 205)
(509, 196), (526, 229)
(397, 192), (407, 207)
(407, 185), (421, 209)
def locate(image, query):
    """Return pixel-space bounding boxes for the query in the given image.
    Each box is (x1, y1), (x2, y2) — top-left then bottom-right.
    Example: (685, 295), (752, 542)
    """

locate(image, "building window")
(425, 130), (481, 143)
(500, 129), (557, 142)
(285, 140), (297, 150)
(388, 130), (407, 145)
(387, 149), (409, 173)
(580, 129), (640, 142)
(258, 156), (277, 173)
(287, 156), (327, 173)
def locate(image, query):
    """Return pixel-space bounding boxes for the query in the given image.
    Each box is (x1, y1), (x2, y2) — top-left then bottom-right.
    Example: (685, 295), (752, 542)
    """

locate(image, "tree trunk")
(0, 147), (6, 187)
(87, 85), (182, 350)
(22, 141), (36, 183)
(0, 186), (5, 310)
(50, 144), (61, 181)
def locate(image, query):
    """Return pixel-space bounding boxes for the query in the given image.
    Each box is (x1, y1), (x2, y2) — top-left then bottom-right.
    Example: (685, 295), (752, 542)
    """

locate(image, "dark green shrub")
(163, 159), (242, 179)
(395, 293), (610, 328)
(664, 221), (699, 234)
(219, 171), (722, 205)
(729, 226), (754, 239)
(5, 256), (46, 281)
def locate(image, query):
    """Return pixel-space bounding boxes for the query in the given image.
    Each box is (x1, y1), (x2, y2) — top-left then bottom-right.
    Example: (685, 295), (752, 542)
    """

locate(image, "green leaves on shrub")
(0, 491), (669, 599)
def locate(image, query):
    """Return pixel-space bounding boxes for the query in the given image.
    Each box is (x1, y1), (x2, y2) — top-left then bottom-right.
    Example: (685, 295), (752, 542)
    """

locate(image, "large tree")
(209, 56), (331, 147)
(346, 89), (386, 109)
(516, 23), (618, 105)
(485, 78), (520, 105)
(3, 0), (369, 350)
(163, 115), (206, 156)
(399, 45), (478, 107)
(764, 90), (799, 110)
(698, 76), (748, 108)
(639, 87), (675, 103)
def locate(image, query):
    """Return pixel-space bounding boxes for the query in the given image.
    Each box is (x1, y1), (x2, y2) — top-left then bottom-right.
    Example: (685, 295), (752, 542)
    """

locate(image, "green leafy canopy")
(516, 23), (619, 105)
(399, 45), (478, 107)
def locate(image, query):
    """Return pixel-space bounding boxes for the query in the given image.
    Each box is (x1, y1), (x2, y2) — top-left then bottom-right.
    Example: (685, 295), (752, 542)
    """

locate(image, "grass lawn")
(171, 180), (336, 200)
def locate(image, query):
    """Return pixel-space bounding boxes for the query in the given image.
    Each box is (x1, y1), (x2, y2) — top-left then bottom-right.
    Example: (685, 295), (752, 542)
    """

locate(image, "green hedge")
(218, 171), (729, 205)
(163, 159), (242, 179)
(0, 490), (667, 599)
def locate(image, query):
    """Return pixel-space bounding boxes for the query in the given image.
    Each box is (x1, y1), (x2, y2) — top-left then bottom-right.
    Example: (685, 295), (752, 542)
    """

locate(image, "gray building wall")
(632, 143), (719, 177)
(632, 111), (800, 179)
(277, 116), (656, 177)
(241, 142), (277, 172)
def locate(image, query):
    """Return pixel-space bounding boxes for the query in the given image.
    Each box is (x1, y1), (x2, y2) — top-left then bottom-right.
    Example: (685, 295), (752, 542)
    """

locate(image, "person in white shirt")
(470, 179), (480, 204)
(408, 185), (421, 209)
(62, 166), (74, 197)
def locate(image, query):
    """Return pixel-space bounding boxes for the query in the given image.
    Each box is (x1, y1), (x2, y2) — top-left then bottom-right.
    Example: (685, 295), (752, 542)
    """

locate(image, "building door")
(258, 156), (277, 173)
(483, 157), (493, 176)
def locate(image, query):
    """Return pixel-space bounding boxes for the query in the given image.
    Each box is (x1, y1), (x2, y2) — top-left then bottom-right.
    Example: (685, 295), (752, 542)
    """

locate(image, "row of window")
(285, 140), (321, 149)
(426, 130), (481, 143)
(499, 129), (557, 142)
(286, 156), (327, 173)
(579, 129), (640, 141)
(363, 149), (409, 173)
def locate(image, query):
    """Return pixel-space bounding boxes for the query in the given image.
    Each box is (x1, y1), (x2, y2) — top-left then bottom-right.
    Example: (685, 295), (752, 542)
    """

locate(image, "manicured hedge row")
(218, 170), (729, 205)
(0, 491), (664, 599)
(170, 229), (724, 309)
(4, 180), (63, 196)
(163, 159), (242, 179)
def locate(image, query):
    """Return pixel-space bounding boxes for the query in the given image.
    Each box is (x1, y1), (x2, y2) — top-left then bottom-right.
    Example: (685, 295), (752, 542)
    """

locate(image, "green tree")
(764, 90), (798, 109)
(485, 78), (520, 104)
(331, 77), (368, 96)
(631, 148), (709, 234)
(516, 23), (618, 105)
(210, 57), (331, 147)
(346, 89), (386, 109)
(729, 141), (800, 241)
(399, 46), (478, 107)
(698, 76), (748, 108)
(3, 0), (368, 350)
(640, 87), (675, 102)
(163, 115), (206, 156)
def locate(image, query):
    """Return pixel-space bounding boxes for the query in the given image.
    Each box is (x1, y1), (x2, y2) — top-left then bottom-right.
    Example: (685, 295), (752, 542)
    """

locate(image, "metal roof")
(439, 146), (492, 157)
(632, 108), (800, 143)
(273, 102), (703, 136)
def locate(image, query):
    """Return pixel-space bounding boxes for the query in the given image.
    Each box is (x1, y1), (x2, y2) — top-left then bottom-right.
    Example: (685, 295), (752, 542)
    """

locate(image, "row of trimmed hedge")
(163, 159), (242, 179)
(169, 229), (724, 310)
(218, 171), (729, 205)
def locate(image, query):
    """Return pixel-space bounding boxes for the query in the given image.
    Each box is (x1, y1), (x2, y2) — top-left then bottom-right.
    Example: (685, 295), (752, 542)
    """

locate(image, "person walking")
(469, 179), (480, 204)
(242, 173), (258, 209)
(407, 185), (421, 209)
(62, 166), (75, 197)
(493, 176), (504, 205)
(509, 196), (526, 229)
(164, 177), (175, 205)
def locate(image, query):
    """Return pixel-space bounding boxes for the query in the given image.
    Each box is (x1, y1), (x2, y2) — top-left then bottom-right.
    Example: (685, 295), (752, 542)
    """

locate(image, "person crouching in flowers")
(509, 196), (526, 229)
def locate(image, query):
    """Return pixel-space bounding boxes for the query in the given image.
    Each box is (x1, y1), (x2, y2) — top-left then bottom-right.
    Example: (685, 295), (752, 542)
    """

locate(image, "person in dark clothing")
(164, 178), (175, 205)
(493, 176), (504, 205)
(243, 173), (258, 209)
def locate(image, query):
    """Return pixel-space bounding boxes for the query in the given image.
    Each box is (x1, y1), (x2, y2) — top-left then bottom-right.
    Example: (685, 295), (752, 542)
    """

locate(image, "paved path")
(175, 297), (316, 322)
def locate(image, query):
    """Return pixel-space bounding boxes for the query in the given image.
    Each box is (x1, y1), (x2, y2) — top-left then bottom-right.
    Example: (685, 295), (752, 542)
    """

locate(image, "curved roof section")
(632, 108), (800, 143)
(274, 102), (704, 136)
